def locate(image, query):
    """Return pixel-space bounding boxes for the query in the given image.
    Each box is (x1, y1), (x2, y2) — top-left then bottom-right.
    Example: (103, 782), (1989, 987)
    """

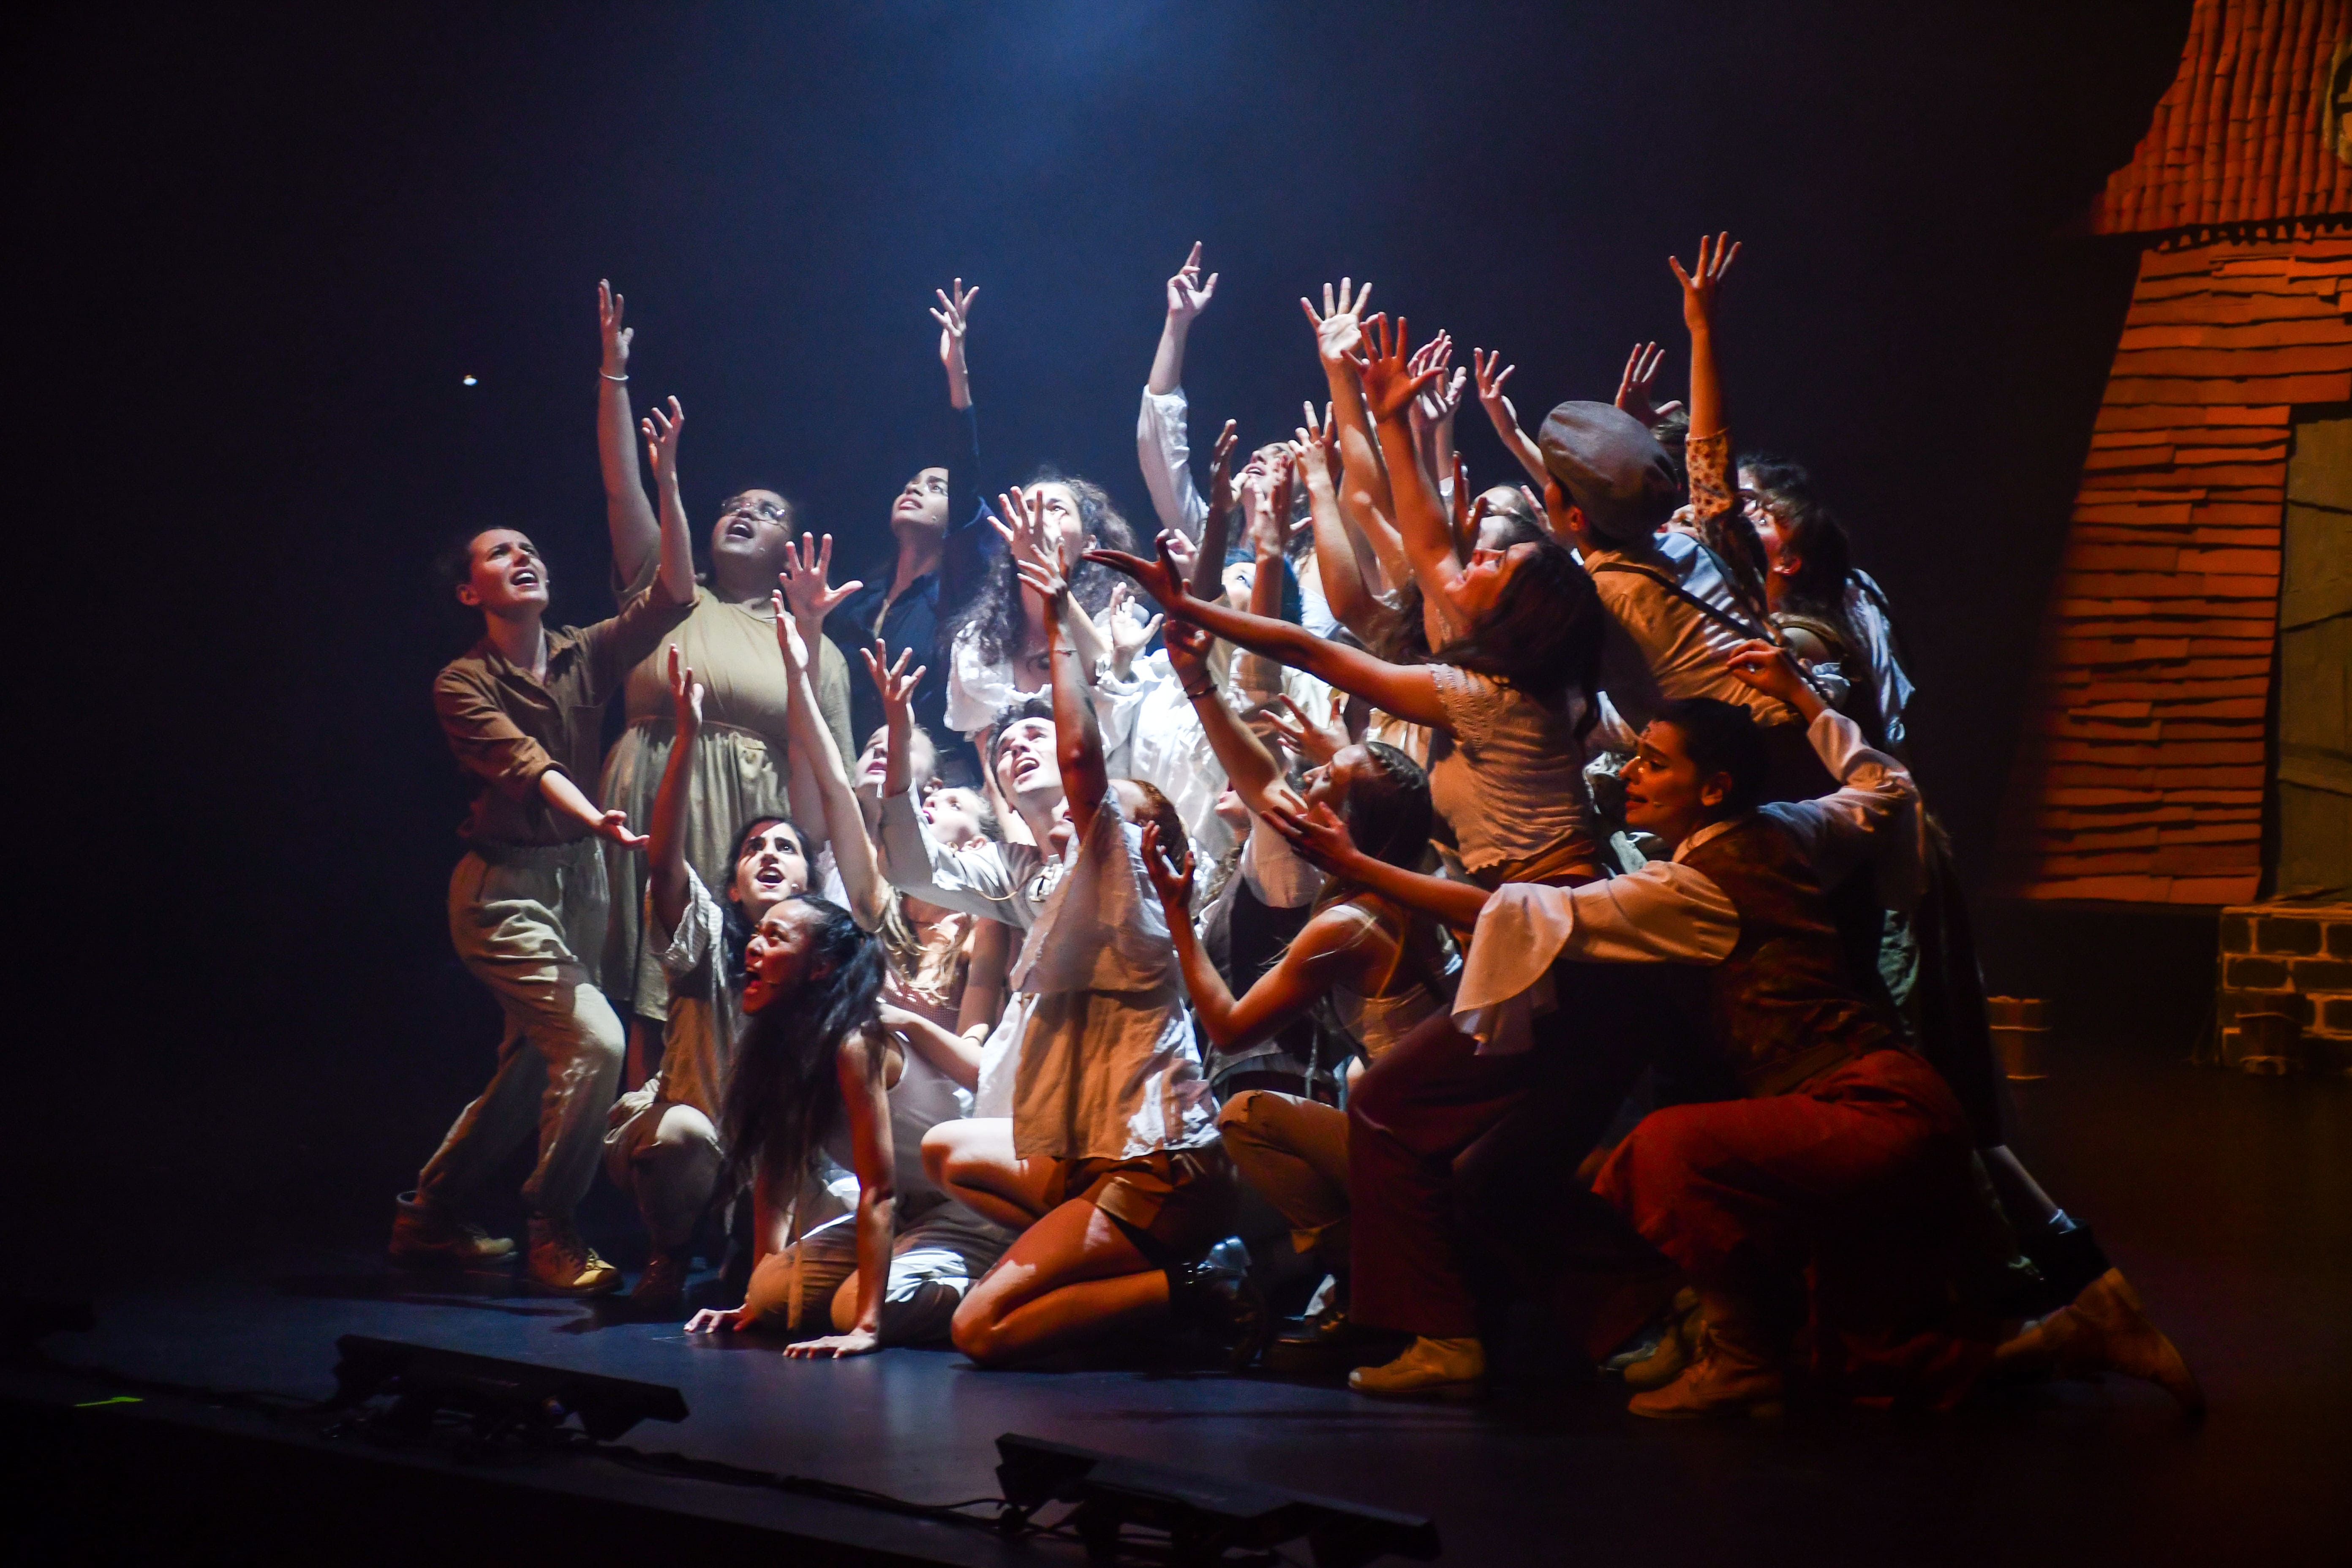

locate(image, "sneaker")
(526, 1217), (621, 1296)
(389, 1192), (514, 1265)
(629, 1249), (692, 1318)
(1349, 1336), (1485, 1399)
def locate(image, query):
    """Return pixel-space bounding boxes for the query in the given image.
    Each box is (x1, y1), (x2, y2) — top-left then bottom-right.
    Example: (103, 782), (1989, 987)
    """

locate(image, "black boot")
(2024, 1211), (2113, 1303)
(1165, 1259), (1272, 1370)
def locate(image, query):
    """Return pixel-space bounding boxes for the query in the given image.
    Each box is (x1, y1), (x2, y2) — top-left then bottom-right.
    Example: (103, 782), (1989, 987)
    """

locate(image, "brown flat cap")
(1537, 400), (1678, 543)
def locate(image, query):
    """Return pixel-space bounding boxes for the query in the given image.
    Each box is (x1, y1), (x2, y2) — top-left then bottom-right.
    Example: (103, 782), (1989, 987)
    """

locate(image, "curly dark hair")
(1740, 455), (1857, 642)
(1431, 520), (1604, 722)
(717, 894), (886, 1200)
(953, 471), (1139, 667)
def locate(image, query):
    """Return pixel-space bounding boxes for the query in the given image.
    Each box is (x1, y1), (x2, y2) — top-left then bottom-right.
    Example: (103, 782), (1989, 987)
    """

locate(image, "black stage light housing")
(994, 1433), (1440, 1568)
(330, 1334), (689, 1442)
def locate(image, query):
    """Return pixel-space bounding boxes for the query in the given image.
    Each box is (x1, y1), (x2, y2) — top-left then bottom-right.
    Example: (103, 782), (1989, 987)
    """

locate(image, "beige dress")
(599, 580), (854, 1023)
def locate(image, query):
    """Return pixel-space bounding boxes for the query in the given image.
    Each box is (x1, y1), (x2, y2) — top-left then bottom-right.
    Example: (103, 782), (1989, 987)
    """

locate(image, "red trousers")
(1594, 1048), (1995, 1407)
(1348, 966), (1672, 1339)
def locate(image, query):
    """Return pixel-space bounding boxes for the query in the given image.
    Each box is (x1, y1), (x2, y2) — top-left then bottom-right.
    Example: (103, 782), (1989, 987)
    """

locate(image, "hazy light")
(461, 374), (478, 386)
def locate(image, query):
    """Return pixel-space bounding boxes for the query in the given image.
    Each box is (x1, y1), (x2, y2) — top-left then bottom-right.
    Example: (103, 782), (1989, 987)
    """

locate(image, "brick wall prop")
(2216, 900), (2352, 1069)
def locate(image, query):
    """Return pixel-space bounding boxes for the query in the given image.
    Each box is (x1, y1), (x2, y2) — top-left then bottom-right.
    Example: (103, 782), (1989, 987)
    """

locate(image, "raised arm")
(773, 572), (885, 932)
(596, 280), (662, 590)
(1474, 348), (1550, 487)
(1612, 340), (1685, 431)
(1164, 621), (1298, 816)
(1133, 822), (1353, 1054)
(931, 278), (977, 412)
(1234, 452), (1296, 698)
(1303, 281), (1410, 588)
(1669, 234), (1771, 613)
(639, 397), (698, 606)
(645, 645), (702, 936)
(1406, 331), (1465, 497)
(1147, 241), (1217, 396)
(1267, 800), (1494, 931)
(1294, 404), (1381, 637)
(1351, 316), (1463, 605)
(1089, 539), (1447, 727)
(1190, 418), (1240, 597)
(1012, 493), (1112, 844)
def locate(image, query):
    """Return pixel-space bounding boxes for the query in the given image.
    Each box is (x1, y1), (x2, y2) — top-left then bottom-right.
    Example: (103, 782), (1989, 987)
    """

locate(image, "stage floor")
(16, 1041), (2351, 1565)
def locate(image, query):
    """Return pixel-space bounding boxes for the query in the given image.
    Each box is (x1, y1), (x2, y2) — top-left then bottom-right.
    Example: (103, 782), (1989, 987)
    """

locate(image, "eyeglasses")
(721, 498), (789, 523)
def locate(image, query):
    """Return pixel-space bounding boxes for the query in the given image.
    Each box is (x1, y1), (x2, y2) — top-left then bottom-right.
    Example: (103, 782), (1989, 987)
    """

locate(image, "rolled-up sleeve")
(1453, 866), (1739, 1053)
(1761, 707), (1925, 916)
(877, 789), (1025, 923)
(1138, 387), (1207, 540)
(433, 667), (558, 802)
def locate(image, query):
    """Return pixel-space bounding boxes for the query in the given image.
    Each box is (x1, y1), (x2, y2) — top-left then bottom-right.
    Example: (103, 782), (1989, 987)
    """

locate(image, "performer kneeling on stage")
(915, 487), (1257, 1368)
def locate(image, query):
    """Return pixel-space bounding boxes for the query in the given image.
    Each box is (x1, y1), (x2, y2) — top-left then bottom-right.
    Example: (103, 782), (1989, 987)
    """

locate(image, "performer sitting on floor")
(898, 487), (1256, 1368)
(1138, 617), (1456, 1366)
(391, 397), (696, 1294)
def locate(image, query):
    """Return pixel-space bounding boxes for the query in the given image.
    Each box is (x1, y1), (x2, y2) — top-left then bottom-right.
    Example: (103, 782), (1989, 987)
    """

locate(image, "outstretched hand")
(641, 395), (685, 482)
(769, 592), (814, 672)
(783, 1328), (882, 1359)
(1083, 533), (1190, 614)
(1347, 314), (1441, 425)
(778, 532), (862, 629)
(598, 279), (632, 376)
(931, 278), (978, 366)
(1139, 819), (1195, 913)
(1205, 418), (1241, 520)
(1166, 242), (1218, 322)
(592, 808), (648, 851)
(861, 639), (925, 724)
(992, 487), (1069, 608)
(1265, 692), (1346, 768)
(1300, 278), (1374, 365)
(1295, 400), (1341, 493)
(1161, 616), (1215, 677)
(666, 643), (705, 737)
(684, 1304), (755, 1334)
(1262, 799), (1359, 875)
(1103, 583), (1164, 677)
(1669, 233), (1741, 333)
(1614, 341), (1684, 428)
(1724, 637), (1817, 713)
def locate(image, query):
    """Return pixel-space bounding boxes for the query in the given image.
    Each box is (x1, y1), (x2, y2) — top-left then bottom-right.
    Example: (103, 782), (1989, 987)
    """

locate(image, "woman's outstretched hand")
(1205, 418), (1241, 521)
(1103, 584), (1164, 678)
(1165, 241), (1218, 323)
(1348, 314), (1441, 425)
(782, 1328), (882, 1359)
(641, 395), (685, 481)
(1724, 637), (1819, 716)
(1669, 233), (1741, 333)
(1083, 534), (1190, 614)
(598, 279), (632, 378)
(1614, 341), (1683, 428)
(685, 1303), (756, 1334)
(1301, 278), (1374, 366)
(1140, 819), (1195, 914)
(778, 533), (862, 630)
(861, 640), (924, 723)
(1262, 799), (1359, 875)
(992, 487), (1070, 608)
(1266, 692), (1346, 768)
(667, 643), (704, 737)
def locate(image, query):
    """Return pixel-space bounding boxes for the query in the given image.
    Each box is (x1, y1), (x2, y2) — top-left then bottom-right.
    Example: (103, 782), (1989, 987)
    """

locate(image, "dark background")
(10, 1), (2189, 1274)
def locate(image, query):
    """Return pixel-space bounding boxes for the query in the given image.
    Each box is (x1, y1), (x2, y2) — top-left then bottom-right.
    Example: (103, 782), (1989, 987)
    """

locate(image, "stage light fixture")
(994, 1433), (1439, 1567)
(329, 1334), (688, 1443)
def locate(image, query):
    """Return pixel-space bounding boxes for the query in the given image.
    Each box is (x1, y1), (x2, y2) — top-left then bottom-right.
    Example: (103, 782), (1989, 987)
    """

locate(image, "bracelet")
(599, 370), (629, 383)
(1181, 681), (1217, 701)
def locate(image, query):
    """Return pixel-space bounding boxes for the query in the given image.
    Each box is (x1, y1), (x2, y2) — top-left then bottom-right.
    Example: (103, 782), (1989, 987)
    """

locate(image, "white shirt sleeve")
(1239, 811), (1324, 910)
(1138, 386), (1208, 540)
(944, 626), (1041, 738)
(1757, 707), (1925, 916)
(1451, 865), (1740, 1053)
(651, 865), (727, 983)
(877, 789), (1026, 924)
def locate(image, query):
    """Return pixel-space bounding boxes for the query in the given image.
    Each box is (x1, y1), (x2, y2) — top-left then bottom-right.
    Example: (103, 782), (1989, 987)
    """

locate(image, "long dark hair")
(955, 471), (1139, 666)
(1742, 455), (1861, 647)
(1345, 741), (1433, 869)
(717, 894), (885, 1197)
(1442, 525), (1604, 721)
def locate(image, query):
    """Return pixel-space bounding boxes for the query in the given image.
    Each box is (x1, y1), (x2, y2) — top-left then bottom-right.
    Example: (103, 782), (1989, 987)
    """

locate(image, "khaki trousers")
(417, 840), (625, 1220)
(1218, 1090), (1351, 1263)
(603, 1092), (724, 1249)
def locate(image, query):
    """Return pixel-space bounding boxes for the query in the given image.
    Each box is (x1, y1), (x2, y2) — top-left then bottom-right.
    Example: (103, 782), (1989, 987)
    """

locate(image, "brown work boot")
(1995, 1267), (2203, 1418)
(526, 1217), (621, 1296)
(1349, 1336), (1486, 1399)
(1628, 1296), (1786, 1419)
(628, 1248), (692, 1318)
(389, 1192), (514, 1265)
(1622, 1288), (1703, 1391)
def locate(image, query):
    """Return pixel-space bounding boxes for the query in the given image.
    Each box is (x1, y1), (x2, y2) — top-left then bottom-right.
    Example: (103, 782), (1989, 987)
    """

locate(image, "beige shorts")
(1044, 1145), (1237, 1265)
